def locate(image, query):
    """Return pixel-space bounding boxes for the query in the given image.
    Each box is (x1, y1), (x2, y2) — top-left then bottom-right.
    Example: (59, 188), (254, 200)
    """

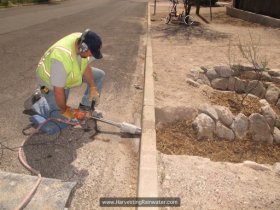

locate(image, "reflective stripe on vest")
(37, 33), (89, 88)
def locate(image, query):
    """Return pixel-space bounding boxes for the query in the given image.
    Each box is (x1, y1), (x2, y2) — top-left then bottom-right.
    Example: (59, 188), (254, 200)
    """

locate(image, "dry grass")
(208, 90), (262, 116)
(157, 120), (280, 164)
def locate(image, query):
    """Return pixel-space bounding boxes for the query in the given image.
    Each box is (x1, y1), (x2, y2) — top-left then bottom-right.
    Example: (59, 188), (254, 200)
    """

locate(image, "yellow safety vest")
(36, 33), (89, 88)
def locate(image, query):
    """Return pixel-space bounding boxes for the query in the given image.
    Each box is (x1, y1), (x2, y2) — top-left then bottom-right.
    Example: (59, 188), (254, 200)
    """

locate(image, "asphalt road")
(0, 0), (146, 209)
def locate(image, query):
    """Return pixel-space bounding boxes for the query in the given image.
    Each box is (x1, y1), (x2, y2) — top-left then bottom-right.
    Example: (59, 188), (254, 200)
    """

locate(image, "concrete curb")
(226, 6), (280, 28)
(137, 2), (158, 210)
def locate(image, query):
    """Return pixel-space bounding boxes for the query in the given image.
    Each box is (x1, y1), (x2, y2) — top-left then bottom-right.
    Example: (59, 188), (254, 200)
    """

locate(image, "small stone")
(273, 162), (280, 175)
(228, 77), (246, 93)
(247, 94), (258, 99)
(268, 69), (280, 77)
(275, 118), (280, 129)
(211, 78), (229, 90)
(192, 113), (215, 140)
(240, 71), (258, 80)
(245, 80), (266, 98)
(232, 64), (254, 72)
(243, 160), (271, 171)
(231, 113), (249, 140)
(198, 73), (211, 86)
(206, 69), (219, 81)
(276, 99), (280, 109)
(215, 121), (235, 141)
(198, 103), (218, 121)
(214, 105), (233, 126)
(259, 99), (270, 107)
(260, 71), (271, 81)
(165, 175), (171, 180)
(271, 76), (280, 84)
(190, 67), (205, 74)
(249, 113), (273, 143)
(200, 66), (208, 73)
(273, 127), (280, 144)
(261, 105), (277, 130)
(214, 65), (234, 78)
(186, 78), (200, 87)
(265, 84), (280, 104)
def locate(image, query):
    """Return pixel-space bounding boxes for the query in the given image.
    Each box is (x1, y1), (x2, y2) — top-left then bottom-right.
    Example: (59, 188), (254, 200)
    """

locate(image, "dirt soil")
(151, 1), (280, 209)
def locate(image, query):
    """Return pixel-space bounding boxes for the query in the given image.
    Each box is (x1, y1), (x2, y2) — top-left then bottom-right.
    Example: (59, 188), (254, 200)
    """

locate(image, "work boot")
(78, 103), (91, 112)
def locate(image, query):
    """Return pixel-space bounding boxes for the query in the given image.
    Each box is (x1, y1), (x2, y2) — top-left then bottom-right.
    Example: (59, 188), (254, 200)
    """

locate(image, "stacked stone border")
(186, 65), (280, 144)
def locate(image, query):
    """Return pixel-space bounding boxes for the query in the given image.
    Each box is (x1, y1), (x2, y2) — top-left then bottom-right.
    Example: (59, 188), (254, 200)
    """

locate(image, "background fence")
(235, 0), (280, 19)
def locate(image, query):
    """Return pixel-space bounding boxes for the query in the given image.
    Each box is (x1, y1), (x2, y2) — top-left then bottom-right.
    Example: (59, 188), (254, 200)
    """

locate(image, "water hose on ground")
(15, 118), (79, 210)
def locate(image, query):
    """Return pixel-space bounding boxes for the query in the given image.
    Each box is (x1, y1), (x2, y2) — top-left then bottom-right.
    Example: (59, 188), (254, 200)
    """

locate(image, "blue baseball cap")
(84, 31), (103, 59)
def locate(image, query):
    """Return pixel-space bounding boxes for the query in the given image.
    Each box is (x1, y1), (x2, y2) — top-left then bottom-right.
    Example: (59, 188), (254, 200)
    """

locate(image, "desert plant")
(228, 31), (268, 109)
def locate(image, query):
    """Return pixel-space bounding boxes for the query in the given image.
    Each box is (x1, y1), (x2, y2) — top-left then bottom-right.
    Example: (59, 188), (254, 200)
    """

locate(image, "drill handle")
(91, 100), (96, 112)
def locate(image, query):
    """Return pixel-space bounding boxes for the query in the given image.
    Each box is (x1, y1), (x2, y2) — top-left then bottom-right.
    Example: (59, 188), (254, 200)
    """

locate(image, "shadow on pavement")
(22, 127), (96, 188)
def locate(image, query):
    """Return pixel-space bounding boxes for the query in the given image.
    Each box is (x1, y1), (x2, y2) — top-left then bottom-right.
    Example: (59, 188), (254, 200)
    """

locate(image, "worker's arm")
(83, 65), (96, 87)
(54, 86), (67, 112)
(84, 65), (99, 103)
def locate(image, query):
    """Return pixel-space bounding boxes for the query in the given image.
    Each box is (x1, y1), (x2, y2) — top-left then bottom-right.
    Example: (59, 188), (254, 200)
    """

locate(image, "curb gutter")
(137, 2), (159, 210)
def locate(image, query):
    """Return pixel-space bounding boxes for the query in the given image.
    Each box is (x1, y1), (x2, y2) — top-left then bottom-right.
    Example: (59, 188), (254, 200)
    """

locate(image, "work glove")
(89, 86), (100, 106)
(62, 106), (86, 120)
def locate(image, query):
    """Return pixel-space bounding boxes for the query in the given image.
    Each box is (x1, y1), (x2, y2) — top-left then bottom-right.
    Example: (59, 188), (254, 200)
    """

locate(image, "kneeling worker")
(30, 29), (105, 132)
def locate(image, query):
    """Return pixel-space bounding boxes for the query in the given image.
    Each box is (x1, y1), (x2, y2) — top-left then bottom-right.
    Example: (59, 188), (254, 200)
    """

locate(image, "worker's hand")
(62, 106), (86, 120)
(72, 109), (87, 120)
(89, 86), (100, 106)
(62, 106), (75, 119)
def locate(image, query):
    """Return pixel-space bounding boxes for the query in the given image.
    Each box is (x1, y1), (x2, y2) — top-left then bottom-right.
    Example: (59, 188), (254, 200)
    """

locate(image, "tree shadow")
(152, 20), (229, 42)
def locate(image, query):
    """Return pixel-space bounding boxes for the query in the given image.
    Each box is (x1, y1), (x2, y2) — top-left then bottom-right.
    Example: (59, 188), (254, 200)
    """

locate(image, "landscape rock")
(268, 69), (280, 77)
(259, 99), (270, 107)
(211, 78), (228, 90)
(231, 113), (249, 140)
(276, 99), (280, 109)
(215, 121), (235, 141)
(271, 76), (280, 84)
(273, 127), (280, 144)
(240, 71), (258, 80)
(249, 113), (273, 144)
(265, 84), (280, 104)
(232, 64), (254, 72)
(192, 113), (215, 140)
(260, 71), (272, 81)
(228, 77), (246, 93)
(245, 80), (266, 98)
(205, 69), (219, 81)
(198, 104), (218, 121)
(244, 71), (272, 81)
(261, 105), (277, 130)
(197, 73), (211, 86)
(214, 105), (233, 126)
(275, 118), (280, 129)
(200, 66), (208, 73)
(186, 78), (200, 87)
(243, 161), (271, 171)
(273, 162), (280, 175)
(214, 65), (234, 78)
(247, 94), (258, 99)
(190, 67), (205, 74)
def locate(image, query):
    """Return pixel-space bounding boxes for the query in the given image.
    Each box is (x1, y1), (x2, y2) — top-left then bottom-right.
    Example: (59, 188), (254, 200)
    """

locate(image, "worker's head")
(78, 29), (103, 59)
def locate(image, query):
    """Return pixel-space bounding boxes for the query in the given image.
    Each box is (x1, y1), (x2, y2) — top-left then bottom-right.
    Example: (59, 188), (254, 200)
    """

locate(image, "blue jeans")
(32, 67), (105, 129)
